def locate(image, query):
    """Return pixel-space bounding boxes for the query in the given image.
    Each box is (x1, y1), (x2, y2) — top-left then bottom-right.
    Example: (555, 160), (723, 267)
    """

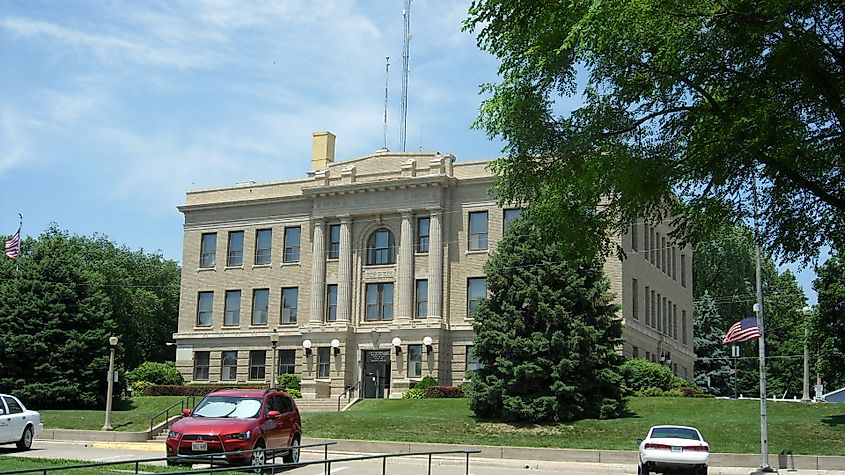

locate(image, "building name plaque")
(363, 269), (395, 280)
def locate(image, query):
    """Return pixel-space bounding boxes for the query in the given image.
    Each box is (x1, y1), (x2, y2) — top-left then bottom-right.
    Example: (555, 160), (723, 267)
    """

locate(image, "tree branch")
(599, 107), (694, 138)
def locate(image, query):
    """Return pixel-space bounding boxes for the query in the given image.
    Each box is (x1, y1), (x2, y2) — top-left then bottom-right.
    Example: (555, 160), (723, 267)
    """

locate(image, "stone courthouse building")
(173, 132), (695, 398)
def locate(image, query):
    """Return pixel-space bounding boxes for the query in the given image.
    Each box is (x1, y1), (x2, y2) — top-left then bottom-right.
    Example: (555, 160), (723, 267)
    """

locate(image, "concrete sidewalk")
(58, 434), (845, 472)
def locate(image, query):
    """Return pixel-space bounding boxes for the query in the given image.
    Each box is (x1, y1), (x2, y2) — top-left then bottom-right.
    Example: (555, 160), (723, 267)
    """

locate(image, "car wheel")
(283, 435), (300, 463)
(699, 466), (708, 475)
(16, 426), (33, 451)
(638, 462), (649, 475)
(250, 440), (266, 473)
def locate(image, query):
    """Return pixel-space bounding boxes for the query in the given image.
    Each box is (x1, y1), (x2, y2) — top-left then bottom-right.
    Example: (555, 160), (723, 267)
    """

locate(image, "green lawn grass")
(39, 396), (189, 432)
(302, 397), (845, 456)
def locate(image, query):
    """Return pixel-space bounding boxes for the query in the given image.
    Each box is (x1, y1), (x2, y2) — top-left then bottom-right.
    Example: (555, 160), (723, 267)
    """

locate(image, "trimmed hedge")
(142, 384), (267, 396)
(424, 386), (464, 398)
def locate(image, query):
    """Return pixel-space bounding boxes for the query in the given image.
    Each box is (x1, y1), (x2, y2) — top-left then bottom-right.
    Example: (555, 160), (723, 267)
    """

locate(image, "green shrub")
(414, 376), (439, 391)
(277, 374), (301, 391)
(126, 362), (183, 386)
(402, 387), (426, 399)
(636, 387), (667, 397)
(621, 358), (676, 393)
(286, 389), (302, 398)
(131, 381), (152, 395)
(425, 386), (464, 398)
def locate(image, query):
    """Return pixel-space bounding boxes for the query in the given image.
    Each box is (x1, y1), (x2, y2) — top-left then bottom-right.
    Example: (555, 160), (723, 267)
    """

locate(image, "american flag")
(5, 229), (20, 260)
(722, 317), (761, 344)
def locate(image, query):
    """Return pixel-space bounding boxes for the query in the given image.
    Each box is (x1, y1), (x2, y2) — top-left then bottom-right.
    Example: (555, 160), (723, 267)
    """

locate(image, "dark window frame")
(251, 288), (269, 326)
(224, 290), (241, 326)
(366, 228), (396, 265)
(255, 229), (272, 265)
(317, 347), (331, 378)
(416, 217), (430, 253)
(327, 224), (341, 259)
(248, 350), (266, 380)
(221, 351), (238, 381)
(283, 226), (302, 263)
(227, 231), (244, 267)
(200, 233), (217, 268)
(196, 291), (213, 327)
(281, 287), (298, 324)
(468, 211), (489, 251)
(365, 282), (394, 321)
(326, 284), (338, 321)
(193, 351), (210, 380)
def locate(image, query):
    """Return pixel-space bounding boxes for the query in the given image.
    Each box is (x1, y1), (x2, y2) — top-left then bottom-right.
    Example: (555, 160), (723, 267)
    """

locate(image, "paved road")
(1, 440), (844, 475)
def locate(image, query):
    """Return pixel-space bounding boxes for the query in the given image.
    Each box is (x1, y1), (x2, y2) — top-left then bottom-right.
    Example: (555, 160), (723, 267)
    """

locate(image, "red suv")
(165, 388), (301, 468)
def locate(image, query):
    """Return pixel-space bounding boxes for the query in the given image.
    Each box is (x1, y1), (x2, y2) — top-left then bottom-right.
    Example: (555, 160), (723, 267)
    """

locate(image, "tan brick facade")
(173, 133), (695, 398)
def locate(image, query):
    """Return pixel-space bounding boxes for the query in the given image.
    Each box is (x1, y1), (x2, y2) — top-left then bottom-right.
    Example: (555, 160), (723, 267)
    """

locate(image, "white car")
(0, 394), (43, 450)
(637, 425), (709, 475)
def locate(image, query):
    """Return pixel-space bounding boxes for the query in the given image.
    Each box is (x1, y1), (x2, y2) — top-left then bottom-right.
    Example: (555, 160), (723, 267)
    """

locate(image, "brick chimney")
(311, 131), (336, 171)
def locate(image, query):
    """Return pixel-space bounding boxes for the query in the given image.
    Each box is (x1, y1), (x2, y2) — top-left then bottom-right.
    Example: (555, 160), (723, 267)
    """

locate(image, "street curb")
(37, 433), (845, 470)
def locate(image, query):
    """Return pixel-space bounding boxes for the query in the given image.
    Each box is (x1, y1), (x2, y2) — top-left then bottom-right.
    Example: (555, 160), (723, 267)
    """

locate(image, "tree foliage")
(0, 226), (180, 408)
(468, 218), (626, 423)
(126, 361), (183, 386)
(693, 292), (734, 396)
(812, 253), (845, 389)
(464, 0), (844, 264)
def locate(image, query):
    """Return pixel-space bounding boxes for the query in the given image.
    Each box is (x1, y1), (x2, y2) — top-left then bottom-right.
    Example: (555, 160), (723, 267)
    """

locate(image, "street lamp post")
(802, 306), (812, 402)
(102, 336), (118, 431)
(269, 330), (279, 388)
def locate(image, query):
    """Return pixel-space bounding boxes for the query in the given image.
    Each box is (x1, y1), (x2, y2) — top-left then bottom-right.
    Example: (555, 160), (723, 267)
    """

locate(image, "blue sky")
(0, 0), (821, 304)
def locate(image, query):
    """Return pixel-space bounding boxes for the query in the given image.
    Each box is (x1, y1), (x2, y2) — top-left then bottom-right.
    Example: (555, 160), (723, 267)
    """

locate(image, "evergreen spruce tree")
(693, 292), (734, 396)
(468, 217), (626, 423)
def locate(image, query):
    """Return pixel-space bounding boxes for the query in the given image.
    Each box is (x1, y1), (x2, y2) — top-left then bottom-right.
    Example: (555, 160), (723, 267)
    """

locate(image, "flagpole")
(16, 213), (22, 272)
(751, 172), (772, 474)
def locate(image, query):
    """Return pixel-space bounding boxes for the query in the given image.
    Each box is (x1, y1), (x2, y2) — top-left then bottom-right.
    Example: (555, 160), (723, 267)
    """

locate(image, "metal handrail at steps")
(337, 380), (361, 412)
(149, 395), (197, 434)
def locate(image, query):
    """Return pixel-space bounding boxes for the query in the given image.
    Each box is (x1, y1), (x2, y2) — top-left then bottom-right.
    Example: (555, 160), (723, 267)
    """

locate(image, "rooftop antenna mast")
(399, 0), (411, 152)
(383, 56), (390, 151)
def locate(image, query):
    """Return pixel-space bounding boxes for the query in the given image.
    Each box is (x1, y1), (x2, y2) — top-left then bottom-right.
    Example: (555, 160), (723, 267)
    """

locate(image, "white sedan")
(0, 394), (43, 450)
(637, 425), (709, 475)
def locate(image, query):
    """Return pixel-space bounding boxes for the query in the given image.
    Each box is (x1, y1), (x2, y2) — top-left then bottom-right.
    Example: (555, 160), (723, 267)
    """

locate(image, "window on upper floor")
(503, 209), (522, 231)
(283, 227), (301, 263)
(251, 289), (269, 325)
(366, 228), (395, 265)
(467, 277), (487, 315)
(416, 217), (430, 253)
(631, 222), (638, 251)
(632, 279), (639, 321)
(200, 233), (217, 268)
(281, 287), (298, 324)
(327, 224), (340, 259)
(365, 282), (394, 321)
(326, 284), (338, 321)
(255, 229), (272, 265)
(681, 254), (687, 288)
(197, 291), (213, 327)
(224, 290), (241, 326)
(415, 279), (428, 318)
(227, 231), (244, 267)
(468, 211), (488, 251)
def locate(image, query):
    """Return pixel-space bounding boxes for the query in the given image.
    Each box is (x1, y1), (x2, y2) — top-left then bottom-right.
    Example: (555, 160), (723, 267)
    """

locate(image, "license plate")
(192, 441), (208, 451)
(671, 446), (682, 453)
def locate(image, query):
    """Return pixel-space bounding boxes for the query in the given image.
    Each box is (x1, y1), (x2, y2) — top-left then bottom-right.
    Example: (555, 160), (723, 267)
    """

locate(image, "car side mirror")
(182, 408), (192, 417)
(635, 439), (642, 445)
(268, 410), (281, 419)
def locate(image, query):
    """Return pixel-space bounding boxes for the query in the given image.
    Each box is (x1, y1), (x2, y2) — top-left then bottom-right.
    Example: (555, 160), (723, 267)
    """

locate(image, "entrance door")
(362, 350), (391, 398)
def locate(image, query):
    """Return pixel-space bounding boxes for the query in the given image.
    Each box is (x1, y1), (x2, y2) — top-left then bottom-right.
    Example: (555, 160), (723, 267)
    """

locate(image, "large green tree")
(693, 292), (734, 396)
(464, 0), (843, 263)
(468, 217), (626, 422)
(0, 226), (180, 408)
(812, 253), (845, 389)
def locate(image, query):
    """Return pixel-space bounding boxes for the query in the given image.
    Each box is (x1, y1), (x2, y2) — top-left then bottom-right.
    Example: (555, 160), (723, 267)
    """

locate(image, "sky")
(0, 0), (823, 305)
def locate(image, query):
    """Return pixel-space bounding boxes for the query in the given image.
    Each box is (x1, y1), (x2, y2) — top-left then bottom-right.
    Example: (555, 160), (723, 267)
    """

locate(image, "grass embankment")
(39, 396), (187, 432)
(0, 457), (253, 474)
(303, 397), (845, 456)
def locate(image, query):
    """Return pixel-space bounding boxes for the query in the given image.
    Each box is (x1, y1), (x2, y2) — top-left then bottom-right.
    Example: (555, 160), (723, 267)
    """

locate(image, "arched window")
(366, 228), (395, 265)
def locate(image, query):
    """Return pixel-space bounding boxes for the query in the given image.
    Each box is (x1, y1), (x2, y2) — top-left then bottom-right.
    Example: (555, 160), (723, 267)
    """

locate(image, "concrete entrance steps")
(295, 398), (348, 413)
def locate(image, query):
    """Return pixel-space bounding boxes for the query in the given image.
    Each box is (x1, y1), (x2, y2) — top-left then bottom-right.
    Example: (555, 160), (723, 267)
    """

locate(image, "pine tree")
(468, 217), (626, 423)
(693, 292), (735, 396)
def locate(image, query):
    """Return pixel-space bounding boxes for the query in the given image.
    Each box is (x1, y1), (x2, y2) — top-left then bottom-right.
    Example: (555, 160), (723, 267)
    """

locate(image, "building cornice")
(302, 174), (456, 197)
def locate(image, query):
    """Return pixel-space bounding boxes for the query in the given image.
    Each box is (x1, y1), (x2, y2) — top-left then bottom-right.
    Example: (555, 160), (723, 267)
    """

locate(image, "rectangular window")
(227, 231), (244, 267)
(661, 237), (667, 273)
(224, 290), (241, 326)
(197, 291), (213, 327)
(466, 346), (483, 373)
(672, 247), (677, 280)
(408, 344), (423, 377)
(255, 229), (272, 265)
(251, 289), (269, 325)
(650, 228), (656, 263)
(279, 349), (296, 375)
(632, 346), (639, 358)
(326, 284), (338, 321)
(317, 347), (330, 378)
(632, 279), (639, 320)
(200, 233), (217, 268)
(249, 350), (266, 380)
(415, 279), (428, 318)
(281, 287), (298, 324)
(631, 222), (638, 251)
(644, 286), (650, 326)
(365, 283), (394, 321)
(503, 209), (522, 231)
(663, 297), (668, 334)
(673, 304), (678, 339)
(193, 351), (210, 380)
(221, 351), (237, 381)
(468, 211), (489, 251)
(655, 233), (661, 270)
(651, 290), (656, 329)
(327, 224), (341, 259)
(416, 217), (430, 253)
(643, 225), (650, 261)
(467, 277), (487, 315)
(681, 254), (687, 288)
(283, 226), (301, 263)
(645, 351), (651, 361)
(682, 310), (688, 344)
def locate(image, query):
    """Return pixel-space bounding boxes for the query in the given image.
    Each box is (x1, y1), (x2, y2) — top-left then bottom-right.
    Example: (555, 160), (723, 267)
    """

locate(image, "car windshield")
(192, 396), (262, 418)
(651, 427), (701, 441)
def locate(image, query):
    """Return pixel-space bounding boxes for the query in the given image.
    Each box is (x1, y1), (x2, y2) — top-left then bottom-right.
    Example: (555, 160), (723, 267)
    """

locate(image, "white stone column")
(338, 216), (352, 322)
(428, 209), (443, 319)
(310, 218), (326, 323)
(397, 210), (414, 320)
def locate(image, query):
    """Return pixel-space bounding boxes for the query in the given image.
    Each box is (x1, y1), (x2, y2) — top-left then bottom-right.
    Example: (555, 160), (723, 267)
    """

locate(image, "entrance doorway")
(362, 350), (391, 398)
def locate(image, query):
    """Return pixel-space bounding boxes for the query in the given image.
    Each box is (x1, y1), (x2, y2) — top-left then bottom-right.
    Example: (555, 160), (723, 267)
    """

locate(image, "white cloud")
(0, 108), (32, 175)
